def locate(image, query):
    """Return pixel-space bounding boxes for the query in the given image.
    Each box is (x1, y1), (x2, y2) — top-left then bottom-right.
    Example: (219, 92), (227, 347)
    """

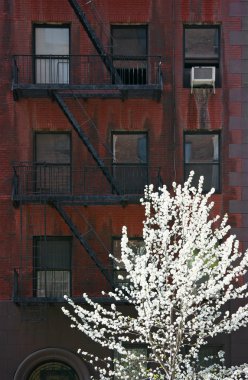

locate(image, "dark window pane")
(113, 134), (147, 163)
(34, 237), (71, 298)
(36, 133), (71, 164)
(199, 346), (222, 368)
(184, 26), (220, 88)
(29, 361), (79, 380)
(112, 165), (148, 194)
(185, 28), (219, 60)
(112, 26), (147, 56)
(35, 133), (71, 194)
(185, 134), (219, 163)
(35, 237), (71, 269)
(112, 26), (147, 85)
(112, 133), (148, 194)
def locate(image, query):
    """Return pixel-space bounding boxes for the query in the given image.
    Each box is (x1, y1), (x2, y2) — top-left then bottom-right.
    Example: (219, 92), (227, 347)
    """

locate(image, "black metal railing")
(12, 54), (163, 87)
(12, 162), (162, 199)
(13, 264), (118, 303)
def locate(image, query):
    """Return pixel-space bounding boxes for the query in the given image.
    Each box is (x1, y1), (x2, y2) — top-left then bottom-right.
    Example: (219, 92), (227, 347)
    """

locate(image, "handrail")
(12, 54), (164, 87)
(12, 162), (162, 198)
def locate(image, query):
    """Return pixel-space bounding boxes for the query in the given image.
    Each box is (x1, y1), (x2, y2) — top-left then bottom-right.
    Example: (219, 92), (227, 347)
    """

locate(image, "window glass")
(184, 26), (220, 88)
(35, 133), (71, 194)
(112, 26), (147, 56)
(184, 133), (220, 192)
(113, 134), (147, 164)
(34, 26), (69, 84)
(111, 26), (147, 85)
(29, 361), (79, 380)
(199, 346), (222, 368)
(36, 133), (71, 164)
(35, 27), (69, 55)
(112, 133), (148, 194)
(185, 134), (219, 163)
(34, 237), (71, 298)
(185, 28), (219, 60)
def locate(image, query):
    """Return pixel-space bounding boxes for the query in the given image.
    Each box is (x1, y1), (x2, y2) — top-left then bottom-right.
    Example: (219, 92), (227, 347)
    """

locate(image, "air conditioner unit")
(191, 66), (216, 94)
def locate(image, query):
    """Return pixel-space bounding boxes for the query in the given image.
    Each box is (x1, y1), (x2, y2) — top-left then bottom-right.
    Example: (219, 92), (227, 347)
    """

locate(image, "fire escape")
(12, 0), (164, 304)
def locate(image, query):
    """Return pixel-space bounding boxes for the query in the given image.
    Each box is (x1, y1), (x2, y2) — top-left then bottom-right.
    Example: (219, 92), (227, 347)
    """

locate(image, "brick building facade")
(0, 0), (247, 378)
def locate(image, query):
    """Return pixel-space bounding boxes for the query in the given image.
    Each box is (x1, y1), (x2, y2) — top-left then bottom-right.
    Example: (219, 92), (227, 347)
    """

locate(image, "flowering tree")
(62, 174), (248, 379)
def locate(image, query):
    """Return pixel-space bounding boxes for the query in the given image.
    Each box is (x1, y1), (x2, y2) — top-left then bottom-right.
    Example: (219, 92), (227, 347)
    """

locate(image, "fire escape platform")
(13, 295), (129, 305)
(12, 194), (141, 206)
(12, 84), (162, 100)
(12, 54), (163, 100)
(12, 162), (162, 206)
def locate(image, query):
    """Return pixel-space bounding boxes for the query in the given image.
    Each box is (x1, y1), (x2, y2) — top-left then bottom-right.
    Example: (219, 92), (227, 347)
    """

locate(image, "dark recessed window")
(198, 346), (223, 369)
(33, 236), (72, 298)
(111, 25), (147, 84)
(112, 132), (148, 194)
(34, 25), (70, 84)
(184, 26), (220, 88)
(28, 361), (79, 380)
(34, 132), (71, 194)
(184, 132), (220, 193)
(112, 237), (145, 285)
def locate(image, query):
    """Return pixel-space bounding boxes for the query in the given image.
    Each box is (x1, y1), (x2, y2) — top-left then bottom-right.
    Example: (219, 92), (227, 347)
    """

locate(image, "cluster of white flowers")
(62, 173), (248, 379)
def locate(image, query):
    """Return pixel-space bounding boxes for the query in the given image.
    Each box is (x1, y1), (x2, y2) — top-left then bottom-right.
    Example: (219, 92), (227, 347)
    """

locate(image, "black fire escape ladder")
(68, 0), (121, 83)
(53, 91), (120, 195)
(53, 202), (114, 288)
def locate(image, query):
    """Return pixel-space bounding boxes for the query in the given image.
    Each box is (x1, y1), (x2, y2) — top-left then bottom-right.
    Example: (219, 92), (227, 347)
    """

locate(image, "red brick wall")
(0, 0), (245, 299)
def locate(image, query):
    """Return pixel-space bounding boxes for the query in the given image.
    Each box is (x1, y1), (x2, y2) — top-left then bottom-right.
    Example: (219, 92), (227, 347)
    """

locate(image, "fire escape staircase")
(11, 0), (161, 303)
(68, 0), (121, 84)
(53, 91), (120, 195)
(53, 202), (115, 288)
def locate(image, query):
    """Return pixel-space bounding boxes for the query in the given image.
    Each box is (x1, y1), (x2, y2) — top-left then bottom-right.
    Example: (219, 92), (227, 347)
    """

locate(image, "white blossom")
(62, 173), (248, 379)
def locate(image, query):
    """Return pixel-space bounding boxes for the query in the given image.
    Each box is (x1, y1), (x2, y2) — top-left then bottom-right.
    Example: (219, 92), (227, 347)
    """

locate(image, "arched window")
(28, 361), (79, 380)
(14, 348), (90, 380)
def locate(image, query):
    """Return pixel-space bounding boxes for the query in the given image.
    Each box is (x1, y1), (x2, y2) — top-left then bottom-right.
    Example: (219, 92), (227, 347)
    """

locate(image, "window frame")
(111, 131), (149, 195)
(28, 360), (79, 380)
(33, 131), (72, 194)
(112, 131), (148, 165)
(183, 24), (221, 88)
(183, 131), (221, 194)
(111, 24), (148, 56)
(198, 345), (224, 369)
(33, 236), (72, 299)
(32, 23), (71, 84)
(111, 25), (148, 85)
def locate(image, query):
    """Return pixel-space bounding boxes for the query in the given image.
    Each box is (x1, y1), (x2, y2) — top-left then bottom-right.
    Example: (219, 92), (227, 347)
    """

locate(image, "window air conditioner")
(191, 66), (216, 94)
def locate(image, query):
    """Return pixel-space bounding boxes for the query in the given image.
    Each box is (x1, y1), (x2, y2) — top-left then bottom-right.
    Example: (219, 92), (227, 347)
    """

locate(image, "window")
(184, 132), (220, 193)
(33, 236), (72, 298)
(35, 132), (71, 194)
(34, 25), (70, 84)
(112, 25), (147, 84)
(112, 237), (145, 285)
(112, 132), (148, 194)
(29, 361), (79, 380)
(184, 26), (220, 87)
(114, 347), (147, 380)
(198, 346), (223, 369)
